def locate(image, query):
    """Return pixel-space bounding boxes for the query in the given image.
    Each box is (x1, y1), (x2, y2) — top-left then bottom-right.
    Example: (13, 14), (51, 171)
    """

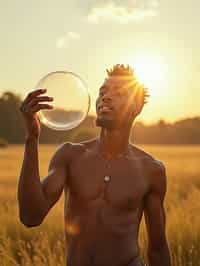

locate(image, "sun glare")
(129, 54), (167, 97)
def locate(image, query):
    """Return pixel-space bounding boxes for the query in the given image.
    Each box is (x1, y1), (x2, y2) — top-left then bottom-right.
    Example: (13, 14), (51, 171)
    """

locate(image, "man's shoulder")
(57, 138), (98, 160)
(129, 143), (156, 162)
(129, 143), (165, 173)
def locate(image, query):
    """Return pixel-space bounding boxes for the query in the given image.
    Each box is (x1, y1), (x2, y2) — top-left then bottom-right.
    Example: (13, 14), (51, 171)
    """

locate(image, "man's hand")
(19, 88), (54, 139)
(144, 161), (171, 266)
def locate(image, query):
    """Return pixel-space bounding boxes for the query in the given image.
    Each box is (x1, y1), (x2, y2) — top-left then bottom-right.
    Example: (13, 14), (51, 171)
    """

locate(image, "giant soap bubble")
(36, 71), (90, 130)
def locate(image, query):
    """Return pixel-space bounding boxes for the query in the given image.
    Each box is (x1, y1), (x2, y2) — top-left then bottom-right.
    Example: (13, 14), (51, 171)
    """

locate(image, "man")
(18, 64), (171, 266)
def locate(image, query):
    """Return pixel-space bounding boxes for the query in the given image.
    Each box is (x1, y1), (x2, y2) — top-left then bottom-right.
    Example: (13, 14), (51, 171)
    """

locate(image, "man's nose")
(102, 92), (112, 103)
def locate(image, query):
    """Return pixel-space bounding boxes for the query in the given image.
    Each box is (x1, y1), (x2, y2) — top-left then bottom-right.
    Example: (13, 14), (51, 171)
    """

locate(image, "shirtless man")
(18, 64), (171, 266)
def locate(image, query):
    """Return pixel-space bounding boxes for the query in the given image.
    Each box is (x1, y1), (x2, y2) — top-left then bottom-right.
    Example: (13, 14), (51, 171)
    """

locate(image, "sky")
(0, 0), (200, 125)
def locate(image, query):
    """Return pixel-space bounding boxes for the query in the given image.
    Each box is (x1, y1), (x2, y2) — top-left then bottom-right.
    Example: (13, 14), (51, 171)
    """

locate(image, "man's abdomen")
(65, 228), (142, 266)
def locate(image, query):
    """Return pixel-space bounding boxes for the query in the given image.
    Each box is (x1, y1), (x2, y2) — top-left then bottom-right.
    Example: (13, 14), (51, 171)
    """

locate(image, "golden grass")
(0, 144), (200, 265)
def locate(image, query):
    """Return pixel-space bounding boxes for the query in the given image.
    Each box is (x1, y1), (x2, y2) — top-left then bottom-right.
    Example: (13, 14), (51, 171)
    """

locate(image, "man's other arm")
(144, 161), (171, 266)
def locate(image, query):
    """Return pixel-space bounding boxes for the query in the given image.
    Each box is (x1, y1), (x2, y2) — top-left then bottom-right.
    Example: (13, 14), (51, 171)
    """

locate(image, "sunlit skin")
(18, 73), (171, 266)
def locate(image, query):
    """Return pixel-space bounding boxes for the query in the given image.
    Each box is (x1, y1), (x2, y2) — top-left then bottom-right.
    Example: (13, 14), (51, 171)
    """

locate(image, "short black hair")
(106, 64), (135, 76)
(106, 64), (149, 116)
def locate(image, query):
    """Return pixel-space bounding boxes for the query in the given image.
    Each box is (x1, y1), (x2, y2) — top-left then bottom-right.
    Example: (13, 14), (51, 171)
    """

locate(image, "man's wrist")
(25, 135), (39, 143)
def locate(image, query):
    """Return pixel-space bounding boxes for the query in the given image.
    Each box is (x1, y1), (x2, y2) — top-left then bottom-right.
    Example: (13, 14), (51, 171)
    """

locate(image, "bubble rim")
(36, 70), (91, 131)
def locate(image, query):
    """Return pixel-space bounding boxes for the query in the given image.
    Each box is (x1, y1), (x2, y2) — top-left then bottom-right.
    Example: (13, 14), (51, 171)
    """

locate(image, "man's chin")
(95, 116), (116, 129)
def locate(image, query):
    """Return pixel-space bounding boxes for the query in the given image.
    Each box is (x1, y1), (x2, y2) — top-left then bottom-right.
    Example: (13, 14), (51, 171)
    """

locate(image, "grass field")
(0, 144), (200, 266)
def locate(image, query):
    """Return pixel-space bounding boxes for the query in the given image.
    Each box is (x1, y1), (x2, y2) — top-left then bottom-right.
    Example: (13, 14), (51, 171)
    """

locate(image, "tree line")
(0, 91), (199, 145)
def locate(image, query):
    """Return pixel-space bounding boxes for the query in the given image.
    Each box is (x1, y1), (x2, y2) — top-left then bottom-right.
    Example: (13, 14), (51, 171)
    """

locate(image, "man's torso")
(62, 139), (159, 266)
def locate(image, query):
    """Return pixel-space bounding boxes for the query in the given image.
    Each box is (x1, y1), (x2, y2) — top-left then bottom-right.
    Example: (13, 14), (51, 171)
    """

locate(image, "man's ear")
(131, 102), (143, 118)
(128, 104), (137, 121)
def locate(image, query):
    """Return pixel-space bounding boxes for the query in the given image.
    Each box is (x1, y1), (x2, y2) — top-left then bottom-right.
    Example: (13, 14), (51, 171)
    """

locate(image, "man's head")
(95, 64), (149, 130)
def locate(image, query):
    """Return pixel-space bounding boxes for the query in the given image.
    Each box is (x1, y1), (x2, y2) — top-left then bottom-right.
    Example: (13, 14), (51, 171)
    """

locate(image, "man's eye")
(99, 92), (104, 96)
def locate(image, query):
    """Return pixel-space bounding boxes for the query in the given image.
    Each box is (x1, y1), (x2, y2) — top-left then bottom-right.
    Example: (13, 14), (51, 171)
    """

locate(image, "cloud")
(56, 31), (80, 48)
(86, 0), (159, 24)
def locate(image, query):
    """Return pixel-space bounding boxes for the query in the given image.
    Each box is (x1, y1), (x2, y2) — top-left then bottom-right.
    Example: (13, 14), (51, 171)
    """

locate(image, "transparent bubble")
(36, 71), (90, 130)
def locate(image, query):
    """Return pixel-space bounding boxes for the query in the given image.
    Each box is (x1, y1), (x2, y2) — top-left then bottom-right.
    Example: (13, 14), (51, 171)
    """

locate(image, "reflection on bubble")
(38, 108), (85, 131)
(36, 71), (90, 131)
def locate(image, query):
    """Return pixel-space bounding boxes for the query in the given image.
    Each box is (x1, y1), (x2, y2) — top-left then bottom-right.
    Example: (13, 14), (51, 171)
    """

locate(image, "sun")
(129, 54), (167, 97)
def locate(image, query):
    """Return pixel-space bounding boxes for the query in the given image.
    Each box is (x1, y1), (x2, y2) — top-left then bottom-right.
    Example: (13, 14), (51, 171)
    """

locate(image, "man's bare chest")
(67, 150), (149, 210)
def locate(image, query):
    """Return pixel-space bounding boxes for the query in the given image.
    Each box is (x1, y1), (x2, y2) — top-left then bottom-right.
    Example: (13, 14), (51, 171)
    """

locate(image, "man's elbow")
(20, 218), (42, 228)
(19, 212), (44, 228)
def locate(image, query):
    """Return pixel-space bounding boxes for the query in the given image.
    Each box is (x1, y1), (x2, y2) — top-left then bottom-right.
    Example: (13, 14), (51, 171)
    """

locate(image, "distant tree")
(0, 90), (199, 144)
(0, 137), (8, 147)
(0, 91), (99, 143)
(0, 91), (25, 143)
(131, 117), (200, 144)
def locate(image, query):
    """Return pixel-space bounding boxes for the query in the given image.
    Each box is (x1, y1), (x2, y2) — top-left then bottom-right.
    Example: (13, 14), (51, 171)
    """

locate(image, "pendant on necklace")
(104, 175), (111, 183)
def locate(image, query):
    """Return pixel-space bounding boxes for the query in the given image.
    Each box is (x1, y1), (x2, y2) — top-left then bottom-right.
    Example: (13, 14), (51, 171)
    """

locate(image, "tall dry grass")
(0, 144), (200, 266)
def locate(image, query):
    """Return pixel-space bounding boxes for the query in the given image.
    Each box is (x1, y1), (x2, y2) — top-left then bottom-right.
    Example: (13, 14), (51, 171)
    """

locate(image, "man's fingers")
(26, 88), (47, 102)
(31, 104), (54, 113)
(19, 89), (54, 115)
(29, 96), (54, 106)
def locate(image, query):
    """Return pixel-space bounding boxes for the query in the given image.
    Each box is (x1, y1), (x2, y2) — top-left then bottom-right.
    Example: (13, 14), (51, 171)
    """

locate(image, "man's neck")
(97, 127), (131, 159)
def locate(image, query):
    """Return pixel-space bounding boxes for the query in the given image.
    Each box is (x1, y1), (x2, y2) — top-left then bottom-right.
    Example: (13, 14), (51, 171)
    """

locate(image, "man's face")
(95, 76), (135, 129)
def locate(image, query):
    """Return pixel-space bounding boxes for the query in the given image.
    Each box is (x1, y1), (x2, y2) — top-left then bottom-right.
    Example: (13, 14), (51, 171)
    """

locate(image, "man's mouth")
(99, 106), (112, 112)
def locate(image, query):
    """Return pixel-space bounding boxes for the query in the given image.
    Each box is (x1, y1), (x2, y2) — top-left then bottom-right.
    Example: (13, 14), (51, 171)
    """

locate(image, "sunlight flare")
(129, 54), (167, 97)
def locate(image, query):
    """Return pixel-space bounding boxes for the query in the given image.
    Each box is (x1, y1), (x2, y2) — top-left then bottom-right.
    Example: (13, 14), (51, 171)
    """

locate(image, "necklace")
(96, 148), (131, 184)
(104, 175), (111, 183)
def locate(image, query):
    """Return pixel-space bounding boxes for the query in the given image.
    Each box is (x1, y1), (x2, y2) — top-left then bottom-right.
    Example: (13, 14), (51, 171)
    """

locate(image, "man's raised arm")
(17, 88), (71, 227)
(17, 138), (71, 227)
(144, 161), (171, 266)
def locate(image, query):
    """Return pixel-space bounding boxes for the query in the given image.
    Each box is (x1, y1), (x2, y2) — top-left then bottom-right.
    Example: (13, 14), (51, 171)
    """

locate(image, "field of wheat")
(0, 144), (200, 266)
